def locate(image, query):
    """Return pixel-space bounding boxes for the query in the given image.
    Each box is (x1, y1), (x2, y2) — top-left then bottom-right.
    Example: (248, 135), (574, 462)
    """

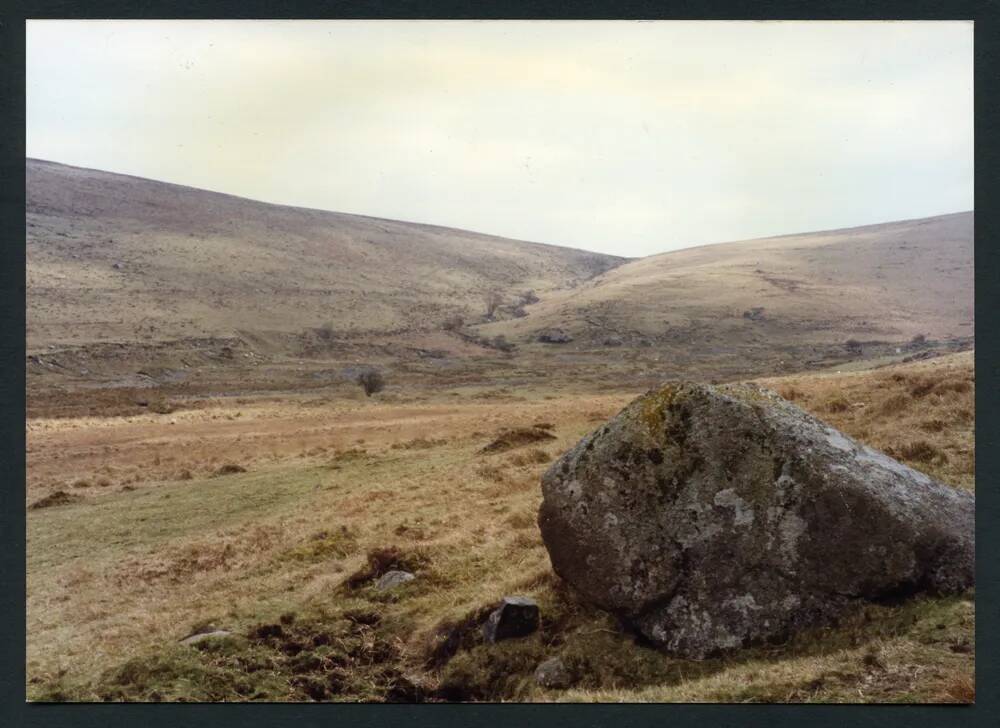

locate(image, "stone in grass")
(179, 626), (232, 646)
(534, 657), (573, 689)
(376, 570), (416, 591)
(539, 381), (975, 659)
(483, 596), (540, 643)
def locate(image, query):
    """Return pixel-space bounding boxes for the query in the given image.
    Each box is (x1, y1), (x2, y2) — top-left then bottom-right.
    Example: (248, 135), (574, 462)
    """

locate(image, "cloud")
(26, 20), (972, 257)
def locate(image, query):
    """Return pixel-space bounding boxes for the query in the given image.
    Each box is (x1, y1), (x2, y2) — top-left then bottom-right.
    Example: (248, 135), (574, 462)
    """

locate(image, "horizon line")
(26, 156), (973, 261)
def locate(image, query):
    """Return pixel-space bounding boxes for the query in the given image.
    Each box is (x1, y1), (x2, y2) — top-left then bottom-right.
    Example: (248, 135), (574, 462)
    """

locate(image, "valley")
(25, 160), (975, 703)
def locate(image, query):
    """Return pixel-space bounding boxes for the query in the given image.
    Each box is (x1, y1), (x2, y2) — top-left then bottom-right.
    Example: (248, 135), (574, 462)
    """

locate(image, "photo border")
(1, 2), (995, 726)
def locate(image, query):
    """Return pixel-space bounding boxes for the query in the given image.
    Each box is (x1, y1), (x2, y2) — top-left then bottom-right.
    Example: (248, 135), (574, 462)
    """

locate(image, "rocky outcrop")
(538, 382), (974, 659)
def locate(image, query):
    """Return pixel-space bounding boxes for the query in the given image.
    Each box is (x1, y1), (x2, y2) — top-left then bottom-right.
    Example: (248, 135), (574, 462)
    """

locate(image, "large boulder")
(538, 382), (974, 659)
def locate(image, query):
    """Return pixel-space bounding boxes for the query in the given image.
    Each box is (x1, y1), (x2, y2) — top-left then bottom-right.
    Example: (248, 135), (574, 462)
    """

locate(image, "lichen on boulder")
(538, 381), (974, 659)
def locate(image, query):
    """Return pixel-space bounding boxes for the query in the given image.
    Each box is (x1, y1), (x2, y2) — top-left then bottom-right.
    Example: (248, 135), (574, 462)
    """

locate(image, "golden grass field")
(26, 351), (974, 703)
(24, 160), (976, 703)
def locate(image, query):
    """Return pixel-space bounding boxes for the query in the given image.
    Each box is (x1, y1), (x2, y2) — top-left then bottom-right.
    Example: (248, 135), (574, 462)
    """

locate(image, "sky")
(26, 20), (973, 258)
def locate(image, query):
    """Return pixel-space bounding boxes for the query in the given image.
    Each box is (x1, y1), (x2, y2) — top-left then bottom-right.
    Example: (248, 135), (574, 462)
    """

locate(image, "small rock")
(376, 570), (416, 591)
(534, 657), (572, 689)
(179, 629), (232, 646)
(538, 329), (573, 344)
(483, 596), (539, 643)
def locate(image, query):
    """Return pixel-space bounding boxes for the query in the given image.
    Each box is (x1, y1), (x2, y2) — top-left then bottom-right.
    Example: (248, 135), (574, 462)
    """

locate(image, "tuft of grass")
(509, 449), (551, 467)
(886, 440), (947, 464)
(29, 490), (82, 510)
(877, 393), (910, 416)
(281, 528), (357, 563)
(475, 464), (507, 483)
(479, 427), (556, 454)
(822, 395), (851, 413)
(391, 438), (448, 451)
(777, 386), (802, 401)
(213, 463), (247, 477)
(344, 546), (431, 590)
(937, 671), (975, 703)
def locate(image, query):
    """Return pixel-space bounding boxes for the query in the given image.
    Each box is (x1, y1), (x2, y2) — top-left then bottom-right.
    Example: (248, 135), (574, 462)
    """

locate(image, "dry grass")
(479, 427), (557, 454)
(757, 351), (974, 489)
(26, 353), (973, 702)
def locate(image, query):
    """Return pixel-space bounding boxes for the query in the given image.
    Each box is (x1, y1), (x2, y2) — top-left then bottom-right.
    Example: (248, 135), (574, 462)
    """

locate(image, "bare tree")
(356, 368), (385, 397)
(317, 321), (335, 341)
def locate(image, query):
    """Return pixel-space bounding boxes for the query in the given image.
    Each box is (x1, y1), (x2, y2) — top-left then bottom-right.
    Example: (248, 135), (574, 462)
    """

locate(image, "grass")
(26, 353), (974, 702)
(758, 351), (974, 489)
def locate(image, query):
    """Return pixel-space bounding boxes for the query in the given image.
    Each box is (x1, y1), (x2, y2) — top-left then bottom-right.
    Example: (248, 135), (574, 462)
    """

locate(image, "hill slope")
(26, 159), (625, 351)
(483, 212), (974, 352)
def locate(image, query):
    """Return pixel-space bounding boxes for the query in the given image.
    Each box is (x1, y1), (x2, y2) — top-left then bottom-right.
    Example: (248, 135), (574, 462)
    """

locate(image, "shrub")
(356, 368), (385, 397)
(823, 395), (851, 413)
(886, 440), (946, 464)
(490, 335), (515, 353)
(485, 292), (503, 320)
(442, 315), (464, 332)
(509, 449), (551, 466)
(877, 393), (910, 416)
(149, 397), (174, 415)
(317, 321), (336, 341)
(844, 339), (863, 355)
(777, 386), (802, 401)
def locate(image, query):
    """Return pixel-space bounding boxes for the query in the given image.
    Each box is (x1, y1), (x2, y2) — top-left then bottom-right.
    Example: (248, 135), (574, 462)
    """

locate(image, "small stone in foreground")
(376, 570), (416, 591)
(534, 657), (572, 689)
(483, 596), (539, 643)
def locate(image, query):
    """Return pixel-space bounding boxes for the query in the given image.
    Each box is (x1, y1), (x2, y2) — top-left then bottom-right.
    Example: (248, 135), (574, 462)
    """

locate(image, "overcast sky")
(26, 20), (972, 257)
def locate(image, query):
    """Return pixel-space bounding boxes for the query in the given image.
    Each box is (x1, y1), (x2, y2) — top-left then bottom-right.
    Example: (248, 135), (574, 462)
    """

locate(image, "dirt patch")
(423, 602), (499, 669)
(94, 611), (416, 702)
(479, 427), (556, 454)
(29, 490), (82, 510)
(213, 463), (247, 477)
(391, 437), (448, 450)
